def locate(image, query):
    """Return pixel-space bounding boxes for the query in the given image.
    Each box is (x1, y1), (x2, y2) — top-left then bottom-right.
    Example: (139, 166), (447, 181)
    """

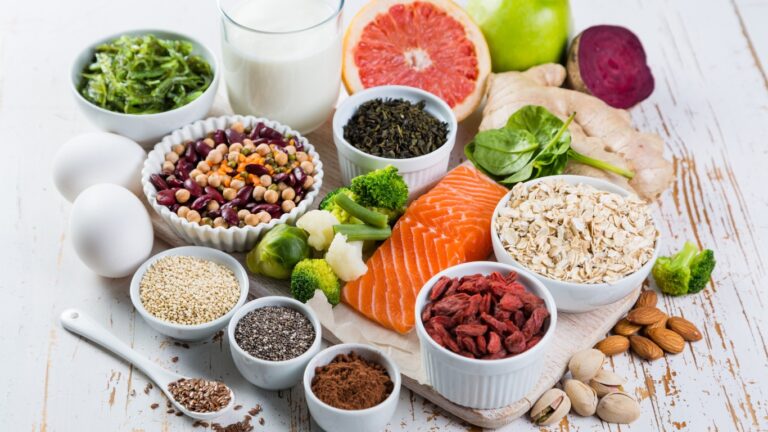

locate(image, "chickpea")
(186, 210), (201, 223)
(277, 182), (288, 191)
(208, 173), (221, 188)
(281, 187), (296, 201)
(231, 121), (245, 134)
(300, 161), (314, 174)
(222, 175), (232, 186)
(281, 200), (296, 212)
(230, 179), (245, 190)
(237, 209), (251, 220)
(259, 175), (272, 187)
(303, 175), (314, 189)
(213, 217), (227, 228)
(285, 145), (297, 155)
(227, 152), (239, 163)
(176, 206), (190, 219)
(203, 137), (215, 147)
(257, 211), (272, 223)
(252, 185), (267, 201)
(229, 142), (243, 153)
(201, 217), (213, 227)
(162, 161), (175, 174)
(196, 161), (210, 173)
(206, 150), (223, 165)
(244, 213), (261, 226)
(165, 151), (179, 163)
(255, 143), (271, 156)
(264, 189), (279, 204)
(172, 144), (185, 155)
(295, 152), (309, 162)
(216, 143), (229, 154)
(175, 189), (191, 203)
(222, 187), (237, 201)
(275, 151), (289, 166)
(207, 200), (220, 212)
(189, 169), (202, 180)
(195, 174), (208, 188)
(242, 138), (255, 150)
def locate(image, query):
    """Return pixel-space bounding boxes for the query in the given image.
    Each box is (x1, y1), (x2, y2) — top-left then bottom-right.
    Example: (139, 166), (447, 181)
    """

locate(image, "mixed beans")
(150, 121), (318, 228)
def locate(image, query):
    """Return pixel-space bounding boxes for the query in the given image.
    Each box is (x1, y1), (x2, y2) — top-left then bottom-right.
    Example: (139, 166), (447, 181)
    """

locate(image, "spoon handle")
(59, 308), (171, 386)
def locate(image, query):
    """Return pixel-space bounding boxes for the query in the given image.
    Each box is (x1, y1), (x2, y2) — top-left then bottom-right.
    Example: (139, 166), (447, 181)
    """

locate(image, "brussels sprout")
(246, 224), (310, 279)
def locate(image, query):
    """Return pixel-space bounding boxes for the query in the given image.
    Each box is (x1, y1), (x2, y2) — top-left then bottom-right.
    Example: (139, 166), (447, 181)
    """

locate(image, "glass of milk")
(219, 0), (343, 134)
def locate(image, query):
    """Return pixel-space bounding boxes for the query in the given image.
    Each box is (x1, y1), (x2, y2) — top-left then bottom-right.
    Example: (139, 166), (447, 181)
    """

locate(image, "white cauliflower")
(325, 233), (367, 281)
(296, 210), (339, 251)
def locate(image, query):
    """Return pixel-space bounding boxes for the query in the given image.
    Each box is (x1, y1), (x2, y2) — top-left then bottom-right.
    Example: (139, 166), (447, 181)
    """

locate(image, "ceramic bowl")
(228, 297), (322, 390)
(332, 85), (457, 197)
(141, 115), (324, 252)
(414, 261), (557, 409)
(70, 29), (220, 146)
(491, 175), (660, 313)
(129, 246), (249, 342)
(303, 343), (401, 432)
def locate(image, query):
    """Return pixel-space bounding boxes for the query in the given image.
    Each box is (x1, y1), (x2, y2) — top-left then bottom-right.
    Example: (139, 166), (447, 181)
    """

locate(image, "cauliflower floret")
(296, 210), (339, 251)
(325, 233), (367, 281)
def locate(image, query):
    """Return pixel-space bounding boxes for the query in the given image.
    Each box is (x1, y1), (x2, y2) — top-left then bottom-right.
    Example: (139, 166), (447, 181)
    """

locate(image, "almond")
(667, 317), (703, 342)
(634, 290), (658, 309)
(629, 335), (664, 361)
(643, 313), (668, 334)
(626, 307), (666, 325)
(595, 335), (630, 356)
(612, 318), (642, 336)
(647, 328), (685, 354)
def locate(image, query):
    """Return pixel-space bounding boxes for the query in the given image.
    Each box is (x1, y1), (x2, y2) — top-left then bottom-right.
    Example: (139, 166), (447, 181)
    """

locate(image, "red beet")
(566, 25), (654, 109)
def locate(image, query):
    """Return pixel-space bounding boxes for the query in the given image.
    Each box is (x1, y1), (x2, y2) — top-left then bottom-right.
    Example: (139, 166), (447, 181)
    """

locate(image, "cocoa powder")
(310, 352), (393, 410)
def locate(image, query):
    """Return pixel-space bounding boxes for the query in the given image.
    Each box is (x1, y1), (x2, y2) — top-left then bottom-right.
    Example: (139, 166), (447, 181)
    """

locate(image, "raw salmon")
(341, 165), (509, 334)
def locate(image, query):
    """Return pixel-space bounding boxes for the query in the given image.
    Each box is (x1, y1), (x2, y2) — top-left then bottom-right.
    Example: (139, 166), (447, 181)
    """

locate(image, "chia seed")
(234, 306), (315, 361)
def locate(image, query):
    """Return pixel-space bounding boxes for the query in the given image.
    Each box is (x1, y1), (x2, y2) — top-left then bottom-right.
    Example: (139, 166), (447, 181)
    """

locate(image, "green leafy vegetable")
(465, 105), (635, 185)
(652, 241), (716, 296)
(319, 166), (409, 226)
(79, 34), (213, 114)
(246, 225), (310, 280)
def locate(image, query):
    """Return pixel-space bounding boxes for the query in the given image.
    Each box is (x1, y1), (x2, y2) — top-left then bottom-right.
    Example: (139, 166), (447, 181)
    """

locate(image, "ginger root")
(479, 64), (672, 200)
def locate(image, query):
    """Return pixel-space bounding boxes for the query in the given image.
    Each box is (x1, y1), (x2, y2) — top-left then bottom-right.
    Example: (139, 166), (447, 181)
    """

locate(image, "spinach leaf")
(506, 105), (570, 150)
(470, 129), (538, 175)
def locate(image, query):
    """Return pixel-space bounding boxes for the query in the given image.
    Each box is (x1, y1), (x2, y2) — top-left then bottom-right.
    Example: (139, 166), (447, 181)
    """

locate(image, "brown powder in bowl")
(310, 351), (393, 410)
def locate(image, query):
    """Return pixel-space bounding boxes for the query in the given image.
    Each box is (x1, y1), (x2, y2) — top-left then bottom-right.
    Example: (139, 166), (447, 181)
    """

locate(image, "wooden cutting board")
(149, 119), (641, 429)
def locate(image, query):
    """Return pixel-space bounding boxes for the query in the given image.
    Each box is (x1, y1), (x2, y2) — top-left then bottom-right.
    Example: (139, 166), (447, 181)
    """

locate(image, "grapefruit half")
(343, 0), (491, 122)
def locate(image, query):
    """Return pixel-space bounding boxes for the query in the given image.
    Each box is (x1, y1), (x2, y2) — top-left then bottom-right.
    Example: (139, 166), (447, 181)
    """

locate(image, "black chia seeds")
(234, 306), (315, 361)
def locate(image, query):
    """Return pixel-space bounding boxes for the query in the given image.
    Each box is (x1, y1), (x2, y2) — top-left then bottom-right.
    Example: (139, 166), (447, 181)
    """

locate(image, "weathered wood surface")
(3, 0), (768, 430)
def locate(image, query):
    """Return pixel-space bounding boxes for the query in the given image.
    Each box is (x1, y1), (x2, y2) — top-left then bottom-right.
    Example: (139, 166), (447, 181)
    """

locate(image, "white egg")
(54, 132), (146, 202)
(70, 184), (154, 278)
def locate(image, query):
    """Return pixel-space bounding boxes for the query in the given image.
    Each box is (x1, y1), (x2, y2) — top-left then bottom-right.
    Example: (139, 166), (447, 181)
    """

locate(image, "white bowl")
(414, 261), (557, 409)
(303, 343), (401, 432)
(332, 85), (457, 197)
(491, 175), (660, 313)
(130, 246), (249, 342)
(228, 297), (322, 390)
(70, 29), (220, 147)
(141, 115), (324, 252)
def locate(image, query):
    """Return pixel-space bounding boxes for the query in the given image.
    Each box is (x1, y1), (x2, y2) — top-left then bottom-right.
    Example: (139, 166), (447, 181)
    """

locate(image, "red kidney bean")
(294, 139), (304, 152)
(292, 167), (305, 185)
(166, 176), (183, 188)
(205, 186), (224, 203)
(227, 129), (246, 145)
(221, 198), (246, 211)
(183, 142), (197, 163)
(150, 174), (168, 191)
(190, 194), (213, 211)
(236, 185), (254, 202)
(293, 184), (303, 198)
(250, 122), (266, 140)
(250, 204), (282, 218)
(170, 203), (180, 213)
(245, 164), (269, 176)
(156, 189), (177, 206)
(175, 159), (193, 180)
(207, 209), (221, 219)
(194, 140), (211, 159)
(261, 126), (283, 140)
(213, 129), (228, 145)
(222, 207), (239, 226)
(272, 173), (288, 184)
(183, 178), (202, 197)
(270, 138), (287, 147)
(251, 137), (268, 146)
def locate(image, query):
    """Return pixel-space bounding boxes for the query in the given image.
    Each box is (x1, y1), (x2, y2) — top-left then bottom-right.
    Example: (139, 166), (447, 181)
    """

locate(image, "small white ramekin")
(228, 297), (322, 390)
(141, 115), (324, 252)
(70, 29), (220, 147)
(130, 246), (249, 342)
(332, 85), (457, 197)
(303, 343), (401, 432)
(415, 261), (557, 410)
(491, 175), (660, 313)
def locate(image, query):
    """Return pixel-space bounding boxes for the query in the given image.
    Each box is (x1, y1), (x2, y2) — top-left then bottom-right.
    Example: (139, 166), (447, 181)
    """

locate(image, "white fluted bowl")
(142, 115), (323, 252)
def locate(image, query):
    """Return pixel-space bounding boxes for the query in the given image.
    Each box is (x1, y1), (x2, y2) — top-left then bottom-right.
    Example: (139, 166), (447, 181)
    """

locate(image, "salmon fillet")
(341, 165), (509, 334)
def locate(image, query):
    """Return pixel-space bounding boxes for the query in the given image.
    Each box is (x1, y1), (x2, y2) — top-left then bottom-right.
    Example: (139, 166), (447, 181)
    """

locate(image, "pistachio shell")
(568, 349), (605, 382)
(589, 369), (627, 397)
(564, 379), (598, 416)
(531, 388), (571, 425)
(596, 391), (641, 424)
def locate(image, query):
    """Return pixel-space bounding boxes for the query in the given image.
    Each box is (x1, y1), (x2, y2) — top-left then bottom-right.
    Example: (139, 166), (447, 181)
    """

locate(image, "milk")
(221, 0), (342, 133)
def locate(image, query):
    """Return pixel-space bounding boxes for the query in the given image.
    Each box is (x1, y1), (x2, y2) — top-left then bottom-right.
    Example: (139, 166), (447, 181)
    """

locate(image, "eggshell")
(54, 132), (146, 202)
(70, 184), (154, 278)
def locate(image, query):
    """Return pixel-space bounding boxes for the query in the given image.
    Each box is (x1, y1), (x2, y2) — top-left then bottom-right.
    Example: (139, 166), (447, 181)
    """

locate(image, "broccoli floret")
(350, 166), (408, 211)
(318, 187), (357, 224)
(652, 241), (716, 296)
(290, 259), (341, 305)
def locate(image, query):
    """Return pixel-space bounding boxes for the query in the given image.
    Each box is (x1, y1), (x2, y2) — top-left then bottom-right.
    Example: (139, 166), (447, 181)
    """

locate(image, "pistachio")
(568, 348), (605, 382)
(596, 391), (641, 424)
(564, 379), (598, 416)
(589, 369), (627, 397)
(530, 388), (571, 425)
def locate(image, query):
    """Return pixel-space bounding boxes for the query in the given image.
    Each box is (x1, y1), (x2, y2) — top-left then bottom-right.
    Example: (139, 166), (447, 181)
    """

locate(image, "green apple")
(467, 0), (571, 72)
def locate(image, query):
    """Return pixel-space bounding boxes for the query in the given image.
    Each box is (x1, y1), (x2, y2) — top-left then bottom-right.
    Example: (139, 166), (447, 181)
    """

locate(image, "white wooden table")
(2, 0), (767, 430)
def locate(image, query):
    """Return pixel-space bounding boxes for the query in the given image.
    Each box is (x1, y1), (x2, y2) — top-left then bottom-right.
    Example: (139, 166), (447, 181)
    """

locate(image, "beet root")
(566, 25), (654, 109)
